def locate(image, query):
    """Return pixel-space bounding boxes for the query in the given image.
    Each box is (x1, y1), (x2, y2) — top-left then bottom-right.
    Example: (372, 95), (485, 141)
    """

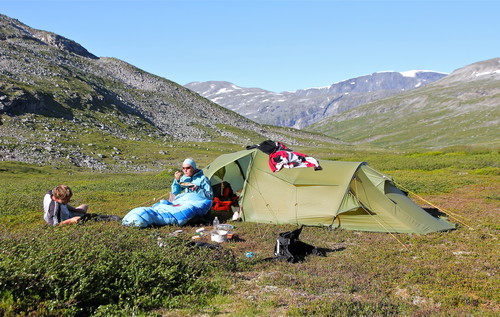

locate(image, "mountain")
(185, 71), (447, 129)
(307, 58), (500, 149)
(0, 14), (338, 171)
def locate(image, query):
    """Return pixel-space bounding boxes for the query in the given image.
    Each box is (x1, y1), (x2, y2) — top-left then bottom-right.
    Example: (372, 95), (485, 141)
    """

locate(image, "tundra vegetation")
(0, 144), (498, 316)
(1, 15), (498, 316)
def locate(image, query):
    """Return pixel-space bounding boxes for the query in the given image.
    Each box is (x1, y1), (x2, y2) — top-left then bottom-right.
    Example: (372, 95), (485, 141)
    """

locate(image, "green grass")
(0, 146), (498, 316)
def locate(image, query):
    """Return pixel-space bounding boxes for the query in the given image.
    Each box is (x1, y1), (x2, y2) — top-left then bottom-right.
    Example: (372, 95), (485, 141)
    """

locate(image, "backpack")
(273, 226), (325, 263)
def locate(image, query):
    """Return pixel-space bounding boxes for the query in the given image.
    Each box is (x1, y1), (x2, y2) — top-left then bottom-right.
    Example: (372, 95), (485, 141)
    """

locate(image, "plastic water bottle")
(213, 217), (219, 230)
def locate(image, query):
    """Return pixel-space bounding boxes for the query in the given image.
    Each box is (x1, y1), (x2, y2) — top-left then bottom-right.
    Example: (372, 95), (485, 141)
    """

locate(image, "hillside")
(0, 14), (339, 171)
(307, 58), (500, 149)
(185, 71), (446, 129)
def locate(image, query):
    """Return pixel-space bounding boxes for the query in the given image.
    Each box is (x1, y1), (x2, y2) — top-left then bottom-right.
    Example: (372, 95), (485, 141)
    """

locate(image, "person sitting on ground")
(43, 184), (89, 226)
(171, 158), (213, 200)
(43, 184), (121, 226)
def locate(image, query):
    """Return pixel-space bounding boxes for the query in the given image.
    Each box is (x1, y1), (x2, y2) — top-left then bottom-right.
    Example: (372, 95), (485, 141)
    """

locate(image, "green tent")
(203, 148), (455, 234)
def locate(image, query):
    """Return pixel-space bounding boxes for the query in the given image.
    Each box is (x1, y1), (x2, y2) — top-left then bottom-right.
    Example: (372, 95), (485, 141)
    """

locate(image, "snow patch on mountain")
(475, 70), (500, 77)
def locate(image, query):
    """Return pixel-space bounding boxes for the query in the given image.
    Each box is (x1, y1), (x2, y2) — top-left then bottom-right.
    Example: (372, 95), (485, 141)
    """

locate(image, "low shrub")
(0, 224), (235, 316)
(287, 297), (410, 316)
(472, 167), (499, 176)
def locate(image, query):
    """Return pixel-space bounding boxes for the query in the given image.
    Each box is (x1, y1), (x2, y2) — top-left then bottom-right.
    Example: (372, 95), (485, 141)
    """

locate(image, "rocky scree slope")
(185, 71), (446, 129)
(307, 58), (500, 149)
(0, 14), (337, 170)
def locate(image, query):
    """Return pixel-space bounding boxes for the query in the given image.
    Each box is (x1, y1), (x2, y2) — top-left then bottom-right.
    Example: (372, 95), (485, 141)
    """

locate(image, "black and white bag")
(273, 226), (325, 263)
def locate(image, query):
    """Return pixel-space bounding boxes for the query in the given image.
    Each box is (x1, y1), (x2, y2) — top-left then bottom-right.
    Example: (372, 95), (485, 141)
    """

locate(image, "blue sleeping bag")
(122, 193), (212, 228)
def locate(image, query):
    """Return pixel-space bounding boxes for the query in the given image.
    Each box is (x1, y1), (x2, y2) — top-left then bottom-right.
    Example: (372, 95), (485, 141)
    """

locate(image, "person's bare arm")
(58, 216), (81, 225)
(67, 204), (88, 213)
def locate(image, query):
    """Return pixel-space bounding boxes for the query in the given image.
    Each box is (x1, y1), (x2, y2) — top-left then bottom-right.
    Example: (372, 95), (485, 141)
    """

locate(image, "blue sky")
(2, 0), (499, 92)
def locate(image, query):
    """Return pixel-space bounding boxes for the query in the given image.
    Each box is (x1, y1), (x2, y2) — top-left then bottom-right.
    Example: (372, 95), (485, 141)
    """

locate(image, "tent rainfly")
(203, 149), (455, 234)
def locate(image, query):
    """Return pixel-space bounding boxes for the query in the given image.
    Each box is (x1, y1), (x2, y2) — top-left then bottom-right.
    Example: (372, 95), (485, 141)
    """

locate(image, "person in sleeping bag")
(171, 158), (213, 200)
(122, 158), (213, 227)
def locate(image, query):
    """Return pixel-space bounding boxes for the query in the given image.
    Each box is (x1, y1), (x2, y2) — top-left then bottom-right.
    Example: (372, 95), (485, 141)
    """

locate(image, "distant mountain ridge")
(293, 70), (446, 96)
(185, 71), (447, 129)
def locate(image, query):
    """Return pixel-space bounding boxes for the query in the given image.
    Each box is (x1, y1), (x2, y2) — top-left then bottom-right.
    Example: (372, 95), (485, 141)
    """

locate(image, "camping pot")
(211, 230), (228, 243)
(218, 224), (233, 231)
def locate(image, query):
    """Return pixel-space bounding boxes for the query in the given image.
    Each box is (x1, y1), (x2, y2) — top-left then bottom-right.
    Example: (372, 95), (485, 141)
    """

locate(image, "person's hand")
(59, 216), (81, 225)
(70, 216), (82, 224)
(174, 171), (182, 181)
(190, 184), (198, 191)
